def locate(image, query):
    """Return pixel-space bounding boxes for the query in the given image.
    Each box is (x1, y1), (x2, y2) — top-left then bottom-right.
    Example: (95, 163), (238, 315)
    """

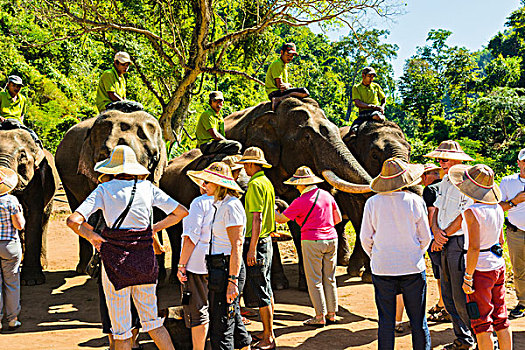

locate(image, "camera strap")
(111, 178), (138, 230)
(208, 204), (219, 256)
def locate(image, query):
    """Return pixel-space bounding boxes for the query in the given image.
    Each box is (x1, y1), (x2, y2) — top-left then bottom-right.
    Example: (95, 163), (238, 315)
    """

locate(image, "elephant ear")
(246, 111), (281, 167)
(77, 129), (98, 184)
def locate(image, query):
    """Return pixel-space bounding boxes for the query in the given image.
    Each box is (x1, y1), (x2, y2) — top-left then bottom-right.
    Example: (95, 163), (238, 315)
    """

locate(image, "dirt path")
(1, 210), (524, 349)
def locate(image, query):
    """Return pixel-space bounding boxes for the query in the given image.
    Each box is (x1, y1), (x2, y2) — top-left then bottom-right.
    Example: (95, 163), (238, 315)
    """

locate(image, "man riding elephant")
(55, 108), (167, 274)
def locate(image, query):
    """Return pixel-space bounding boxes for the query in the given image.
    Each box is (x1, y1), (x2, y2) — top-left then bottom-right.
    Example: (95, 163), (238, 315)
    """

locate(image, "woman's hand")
(462, 277), (474, 294)
(226, 279), (239, 303)
(177, 267), (187, 284)
(89, 233), (106, 252)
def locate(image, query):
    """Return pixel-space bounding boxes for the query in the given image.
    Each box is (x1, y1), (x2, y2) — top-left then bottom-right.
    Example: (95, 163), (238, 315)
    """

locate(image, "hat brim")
(424, 150), (474, 161)
(283, 175), (324, 186)
(0, 167), (18, 195)
(94, 158), (150, 176)
(448, 164), (502, 204)
(423, 165), (442, 174)
(370, 164), (425, 193)
(186, 170), (243, 193)
(236, 159), (272, 168)
(186, 172), (206, 190)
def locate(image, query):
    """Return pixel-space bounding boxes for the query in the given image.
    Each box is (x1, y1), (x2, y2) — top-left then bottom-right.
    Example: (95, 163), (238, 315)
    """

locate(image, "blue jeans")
(372, 271), (430, 350)
(440, 235), (474, 346)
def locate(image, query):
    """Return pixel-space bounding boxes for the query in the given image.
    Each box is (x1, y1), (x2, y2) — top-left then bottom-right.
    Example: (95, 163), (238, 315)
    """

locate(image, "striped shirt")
(0, 194), (22, 240)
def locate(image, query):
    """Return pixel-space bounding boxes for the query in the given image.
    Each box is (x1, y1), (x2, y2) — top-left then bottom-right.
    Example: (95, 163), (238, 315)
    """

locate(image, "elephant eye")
(137, 127), (147, 140)
(120, 123), (131, 131)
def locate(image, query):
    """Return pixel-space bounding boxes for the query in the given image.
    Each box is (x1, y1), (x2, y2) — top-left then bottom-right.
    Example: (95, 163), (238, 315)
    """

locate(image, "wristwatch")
(177, 263), (186, 268)
(228, 274), (238, 280)
(509, 200), (516, 207)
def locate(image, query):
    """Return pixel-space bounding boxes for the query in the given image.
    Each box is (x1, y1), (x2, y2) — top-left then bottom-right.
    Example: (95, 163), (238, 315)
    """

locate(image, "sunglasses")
(437, 159), (450, 163)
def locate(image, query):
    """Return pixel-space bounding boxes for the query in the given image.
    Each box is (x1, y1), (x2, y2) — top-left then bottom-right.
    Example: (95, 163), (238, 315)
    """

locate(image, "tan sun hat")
(424, 140), (474, 161)
(0, 166), (18, 195)
(236, 146), (272, 168)
(187, 162), (243, 192)
(371, 158), (424, 193)
(222, 155), (243, 172)
(283, 166), (324, 186)
(448, 164), (501, 204)
(114, 51), (131, 64)
(423, 163), (441, 174)
(95, 145), (150, 183)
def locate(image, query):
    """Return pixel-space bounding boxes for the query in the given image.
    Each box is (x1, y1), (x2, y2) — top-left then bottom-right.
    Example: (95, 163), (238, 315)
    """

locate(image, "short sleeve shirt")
(265, 58), (288, 96)
(245, 171), (275, 238)
(96, 67), (126, 113)
(195, 108), (224, 146)
(352, 82), (385, 110)
(0, 90), (27, 122)
(0, 194), (22, 240)
(422, 180), (441, 208)
(283, 188), (339, 241)
(76, 179), (179, 230)
(210, 195), (246, 255)
(499, 173), (525, 230)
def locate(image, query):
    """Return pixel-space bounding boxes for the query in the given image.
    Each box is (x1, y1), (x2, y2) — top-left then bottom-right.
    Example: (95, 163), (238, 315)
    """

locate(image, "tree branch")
(202, 67), (264, 85)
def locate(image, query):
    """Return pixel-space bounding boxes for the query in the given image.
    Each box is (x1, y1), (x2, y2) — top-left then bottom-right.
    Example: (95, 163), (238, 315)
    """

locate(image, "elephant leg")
(347, 230), (372, 282)
(154, 208), (168, 284)
(270, 241), (289, 290)
(336, 221), (350, 266)
(166, 223), (183, 285)
(288, 221), (307, 291)
(77, 237), (93, 274)
(20, 194), (46, 286)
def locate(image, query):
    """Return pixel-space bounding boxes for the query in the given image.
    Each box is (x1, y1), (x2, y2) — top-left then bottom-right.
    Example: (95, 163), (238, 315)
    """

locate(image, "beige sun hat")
(423, 163), (441, 174)
(94, 145), (150, 183)
(187, 162), (243, 192)
(283, 166), (324, 186)
(370, 158), (425, 193)
(424, 140), (474, 161)
(236, 147), (272, 168)
(222, 155), (243, 172)
(448, 164), (501, 204)
(0, 166), (18, 195)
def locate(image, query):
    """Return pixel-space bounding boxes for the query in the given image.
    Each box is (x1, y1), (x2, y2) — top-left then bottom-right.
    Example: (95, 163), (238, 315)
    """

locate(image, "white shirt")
(210, 195), (246, 255)
(462, 203), (505, 271)
(181, 194), (214, 274)
(76, 179), (179, 229)
(434, 175), (474, 236)
(360, 191), (432, 276)
(499, 173), (525, 230)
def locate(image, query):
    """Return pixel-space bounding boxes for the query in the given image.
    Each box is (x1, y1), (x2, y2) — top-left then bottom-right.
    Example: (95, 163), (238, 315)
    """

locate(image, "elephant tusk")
(321, 170), (372, 194)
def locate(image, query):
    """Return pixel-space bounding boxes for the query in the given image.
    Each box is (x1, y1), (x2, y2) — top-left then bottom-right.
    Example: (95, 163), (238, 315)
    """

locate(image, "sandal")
(428, 304), (445, 315)
(303, 317), (325, 327)
(325, 315), (338, 325)
(242, 316), (252, 325)
(428, 309), (451, 323)
(394, 322), (405, 333)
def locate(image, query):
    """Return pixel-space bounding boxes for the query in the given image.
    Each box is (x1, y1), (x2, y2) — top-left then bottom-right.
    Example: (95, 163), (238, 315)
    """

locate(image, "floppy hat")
(0, 166), (18, 195)
(222, 155), (243, 172)
(422, 163), (441, 174)
(424, 140), (474, 161)
(283, 166), (324, 186)
(114, 51), (131, 64)
(370, 158), (424, 193)
(94, 145), (150, 183)
(448, 164), (501, 204)
(187, 162), (243, 192)
(236, 147), (272, 168)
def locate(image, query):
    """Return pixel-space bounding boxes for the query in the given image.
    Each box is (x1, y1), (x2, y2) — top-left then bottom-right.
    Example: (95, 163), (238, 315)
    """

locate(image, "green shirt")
(96, 67), (126, 113)
(352, 82), (385, 110)
(245, 171), (275, 238)
(265, 58), (288, 96)
(0, 90), (27, 122)
(195, 108), (224, 146)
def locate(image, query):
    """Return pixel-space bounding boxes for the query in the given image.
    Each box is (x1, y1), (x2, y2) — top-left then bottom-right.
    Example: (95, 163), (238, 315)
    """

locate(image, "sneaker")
(443, 339), (473, 350)
(8, 319), (21, 330)
(509, 304), (525, 319)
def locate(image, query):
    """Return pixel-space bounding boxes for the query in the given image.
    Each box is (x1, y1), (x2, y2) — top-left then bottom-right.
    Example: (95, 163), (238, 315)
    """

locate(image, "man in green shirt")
(194, 91), (241, 155)
(236, 146), (276, 350)
(96, 52), (131, 113)
(0, 75), (42, 147)
(350, 66), (386, 134)
(265, 42), (309, 111)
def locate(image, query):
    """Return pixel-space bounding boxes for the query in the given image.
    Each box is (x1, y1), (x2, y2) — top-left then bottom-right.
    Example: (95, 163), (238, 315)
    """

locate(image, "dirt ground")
(1, 205), (524, 349)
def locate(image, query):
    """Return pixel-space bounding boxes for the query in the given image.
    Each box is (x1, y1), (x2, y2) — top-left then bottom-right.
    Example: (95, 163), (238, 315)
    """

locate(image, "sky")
(315, 0), (523, 78)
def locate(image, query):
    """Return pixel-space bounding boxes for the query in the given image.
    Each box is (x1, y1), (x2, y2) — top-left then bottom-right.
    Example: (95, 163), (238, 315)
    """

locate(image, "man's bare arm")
(107, 91), (124, 102)
(207, 128), (226, 141)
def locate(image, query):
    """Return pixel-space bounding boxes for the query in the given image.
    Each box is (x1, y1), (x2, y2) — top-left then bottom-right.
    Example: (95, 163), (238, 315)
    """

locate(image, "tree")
(25, 0), (401, 140)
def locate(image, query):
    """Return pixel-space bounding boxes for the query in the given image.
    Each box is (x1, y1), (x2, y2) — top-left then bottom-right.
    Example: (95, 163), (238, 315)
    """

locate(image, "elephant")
(160, 97), (374, 289)
(55, 109), (167, 274)
(0, 129), (59, 285)
(337, 120), (414, 280)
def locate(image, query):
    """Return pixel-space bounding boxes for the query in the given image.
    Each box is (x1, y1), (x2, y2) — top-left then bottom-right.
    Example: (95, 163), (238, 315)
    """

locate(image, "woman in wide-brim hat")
(360, 158), (432, 349)
(448, 164), (511, 350)
(0, 166), (25, 330)
(276, 166), (342, 326)
(187, 162), (251, 349)
(67, 145), (188, 350)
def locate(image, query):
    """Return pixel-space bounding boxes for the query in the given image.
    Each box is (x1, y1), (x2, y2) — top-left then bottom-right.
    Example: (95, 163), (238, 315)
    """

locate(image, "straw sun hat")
(448, 164), (501, 204)
(0, 166), (18, 195)
(236, 147), (272, 168)
(188, 156), (243, 190)
(424, 140), (474, 161)
(94, 145), (150, 183)
(187, 162), (243, 192)
(370, 158), (424, 193)
(283, 166), (323, 186)
(423, 163), (441, 174)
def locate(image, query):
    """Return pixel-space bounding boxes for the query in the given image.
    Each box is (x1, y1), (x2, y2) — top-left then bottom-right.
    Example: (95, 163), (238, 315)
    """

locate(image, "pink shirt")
(283, 188), (339, 241)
